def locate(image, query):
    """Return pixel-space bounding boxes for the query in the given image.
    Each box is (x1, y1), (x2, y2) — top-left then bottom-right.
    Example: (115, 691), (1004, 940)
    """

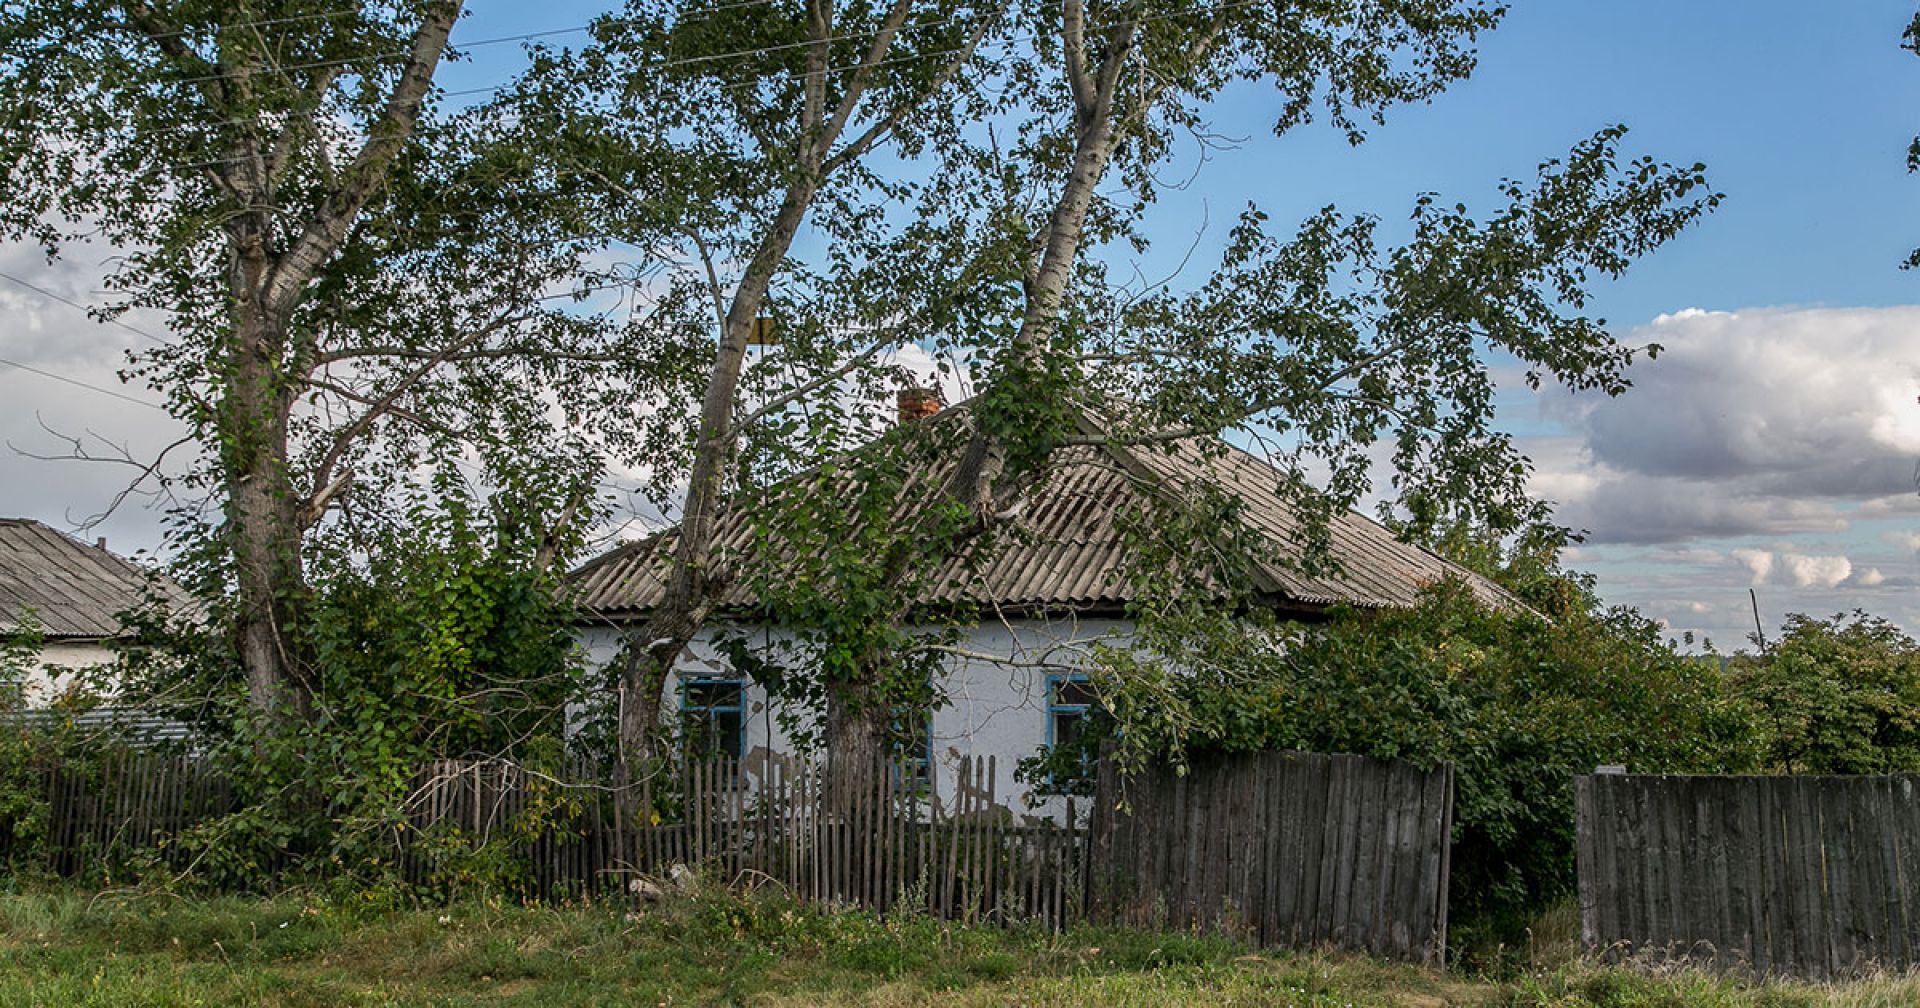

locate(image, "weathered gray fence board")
(1577, 773), (1920, 978)
(1089, 750), (1453, 966)
(9, 750), (1087, 929)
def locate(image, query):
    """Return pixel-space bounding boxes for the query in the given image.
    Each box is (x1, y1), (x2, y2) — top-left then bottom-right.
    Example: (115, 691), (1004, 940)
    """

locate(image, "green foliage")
(1087, 571), (1762, 939)
(722, 420), (981, 749)
(120, 495), (587, 894)
(1733, 612), (1920, 775)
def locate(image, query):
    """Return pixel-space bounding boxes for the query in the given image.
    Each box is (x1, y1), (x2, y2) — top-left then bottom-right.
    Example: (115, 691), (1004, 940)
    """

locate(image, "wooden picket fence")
(8, 745), (1464, 961)
(1577, 772), (1920, 979)
(2, 748), (1084, 928)
(12, 750), (231, 877)
(1088, 750), (1455, 966)
(401, 753), (1084, 927)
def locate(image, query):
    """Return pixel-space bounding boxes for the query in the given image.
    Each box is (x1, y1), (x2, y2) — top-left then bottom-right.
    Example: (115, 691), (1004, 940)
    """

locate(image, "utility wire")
(31, 0), (990, 154)
(58, 0), (1245, 175)
(0, 356), (166, 410)
(170, 15), (1009, 172)
(0, 269), (170, 346)
(159, 0), (796, 90)
(134, 6), (366, 43)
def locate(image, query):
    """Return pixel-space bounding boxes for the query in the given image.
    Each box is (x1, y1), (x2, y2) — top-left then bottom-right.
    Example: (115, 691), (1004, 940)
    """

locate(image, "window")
(889, 707), (933, 786)
(680, 676), (746, 762)
(1045, 673), (1098, 791)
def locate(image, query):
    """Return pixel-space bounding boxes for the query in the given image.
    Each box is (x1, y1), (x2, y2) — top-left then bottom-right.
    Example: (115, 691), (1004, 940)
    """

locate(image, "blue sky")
(4, 2), (1918, 649)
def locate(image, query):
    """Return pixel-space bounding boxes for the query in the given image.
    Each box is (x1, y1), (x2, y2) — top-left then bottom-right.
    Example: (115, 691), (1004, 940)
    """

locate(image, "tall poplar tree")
(0, 2), (667, 718)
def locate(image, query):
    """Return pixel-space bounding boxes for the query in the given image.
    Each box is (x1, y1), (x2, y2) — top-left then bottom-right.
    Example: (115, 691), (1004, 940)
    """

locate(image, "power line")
(164, 21), (600, 89)
(160, 0), (798, 91)
(0, 356), (167, 411)
(30, 0), (982, 155)
(136, 6), (367, 43)
(40, 0), (1249, 175)
(172, 17), (1005, 172)
(0, 269), (170, 346)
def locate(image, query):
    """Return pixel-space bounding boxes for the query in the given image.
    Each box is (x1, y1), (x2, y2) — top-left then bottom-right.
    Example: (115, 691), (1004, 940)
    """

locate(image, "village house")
(570, 394), (1519, 818)
(0, 517), (183, 706)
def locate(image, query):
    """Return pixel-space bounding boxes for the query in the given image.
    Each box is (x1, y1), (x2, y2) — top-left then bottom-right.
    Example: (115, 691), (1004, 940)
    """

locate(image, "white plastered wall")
(576, 613), (1133, 823)
(10, 639), (120, 706)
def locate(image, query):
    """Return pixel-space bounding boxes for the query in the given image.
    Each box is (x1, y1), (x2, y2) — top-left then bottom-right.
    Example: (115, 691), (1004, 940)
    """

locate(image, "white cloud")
(1528, 306), (1920, 545)
(0, 241), (191, 557)
(1855, 567), (1886, 587)
(1780, 553), (1851, 589)
(1730, 548), (1773, 584)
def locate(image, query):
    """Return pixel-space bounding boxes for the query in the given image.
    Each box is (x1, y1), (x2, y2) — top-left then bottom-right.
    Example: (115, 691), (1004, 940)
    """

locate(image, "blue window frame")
(889, 707), (933, 786)
(1045, 673), (1097, 790)
(679, 676), (746, 762)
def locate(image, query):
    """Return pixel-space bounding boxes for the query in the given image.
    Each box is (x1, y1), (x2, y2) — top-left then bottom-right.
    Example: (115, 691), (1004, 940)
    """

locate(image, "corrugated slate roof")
(572, 408), (1522, 620)
(0, 519), (182, 639)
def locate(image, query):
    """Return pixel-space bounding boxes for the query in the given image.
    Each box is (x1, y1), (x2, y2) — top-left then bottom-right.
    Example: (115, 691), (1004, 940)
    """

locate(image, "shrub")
(1083, 569), (1764, 943)
(1733, 611), (1920, 775)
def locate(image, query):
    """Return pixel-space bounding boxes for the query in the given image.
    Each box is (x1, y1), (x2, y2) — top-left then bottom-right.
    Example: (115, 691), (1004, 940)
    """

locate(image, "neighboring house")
(0, 517), (183, 705)
(570, 396), (1519, 819)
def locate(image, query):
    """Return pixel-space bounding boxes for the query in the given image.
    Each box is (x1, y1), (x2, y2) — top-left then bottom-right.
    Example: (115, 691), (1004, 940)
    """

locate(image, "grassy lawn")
(1, 884), (1916, 1007)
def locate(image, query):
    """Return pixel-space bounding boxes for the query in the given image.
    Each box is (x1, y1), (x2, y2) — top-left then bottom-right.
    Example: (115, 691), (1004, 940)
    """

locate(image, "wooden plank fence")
(1576, 773), (1920, 979)
(28, 750), (231, 876)
(4, 749), (1084, 929)
(399, 753), (1084, 927)
(1088, 750), (1454, 966)
(10, 746), (1462, 964)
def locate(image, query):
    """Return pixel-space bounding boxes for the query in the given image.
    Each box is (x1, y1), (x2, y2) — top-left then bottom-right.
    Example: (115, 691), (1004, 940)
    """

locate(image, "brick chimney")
(897, 386), (941, 424)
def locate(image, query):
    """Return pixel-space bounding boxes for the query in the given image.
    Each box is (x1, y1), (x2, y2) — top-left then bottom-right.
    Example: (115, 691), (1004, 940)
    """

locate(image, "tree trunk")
(615, 175), (825, 768)
(826, 677), (891, 814)
(208, 1), (462, 720)
(223, 295), (311, 717)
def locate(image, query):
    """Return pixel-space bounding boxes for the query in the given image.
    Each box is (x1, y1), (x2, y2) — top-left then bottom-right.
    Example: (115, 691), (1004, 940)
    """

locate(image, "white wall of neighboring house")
(11, 638), (119, 706)
(577, 614), (1133, 823)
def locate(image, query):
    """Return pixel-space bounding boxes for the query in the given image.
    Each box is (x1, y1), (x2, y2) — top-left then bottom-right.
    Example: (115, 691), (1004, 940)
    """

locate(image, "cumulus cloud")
(1855, 568), (1886, 587)
(1529, 306), (1920, 545)
(1730, 548), (1773, 583)
(1780, 553), (1851, 589)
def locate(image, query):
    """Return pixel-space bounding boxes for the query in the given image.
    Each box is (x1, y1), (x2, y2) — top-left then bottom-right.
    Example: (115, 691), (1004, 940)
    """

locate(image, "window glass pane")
(1045, 674), (1097, 793)
(1053, 711), (1084, 749)
(1053, 677), (1096, 708)
(687, 680), (742, 709)
(682, 678), (745, 761)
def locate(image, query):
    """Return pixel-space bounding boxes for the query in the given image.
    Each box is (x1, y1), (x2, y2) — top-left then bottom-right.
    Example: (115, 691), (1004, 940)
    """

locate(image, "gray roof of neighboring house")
(572, 407), (1522, 621)
(0, 518), (185, 640)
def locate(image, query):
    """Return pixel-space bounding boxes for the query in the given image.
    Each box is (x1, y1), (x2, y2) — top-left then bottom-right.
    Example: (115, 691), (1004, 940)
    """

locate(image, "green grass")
(0, 884), (1916, 1007)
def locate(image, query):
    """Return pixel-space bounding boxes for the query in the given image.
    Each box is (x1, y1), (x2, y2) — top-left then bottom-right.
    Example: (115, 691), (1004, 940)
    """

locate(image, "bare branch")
(11, 420), (192, 531)
(687, 229), (731, 336)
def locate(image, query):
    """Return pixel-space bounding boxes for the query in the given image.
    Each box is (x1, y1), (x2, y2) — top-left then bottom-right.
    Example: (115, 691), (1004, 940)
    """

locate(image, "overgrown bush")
(1731, 611), (1920, 775)
(0, 633), (162, 880)
(1080, 559), (1765, 946)
(119, 494), (591, 895)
